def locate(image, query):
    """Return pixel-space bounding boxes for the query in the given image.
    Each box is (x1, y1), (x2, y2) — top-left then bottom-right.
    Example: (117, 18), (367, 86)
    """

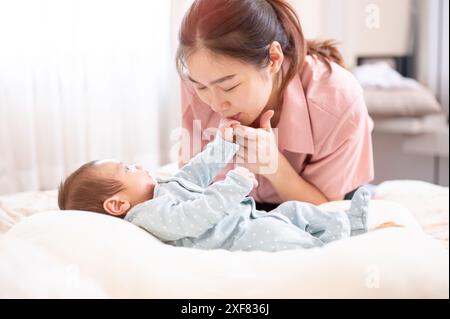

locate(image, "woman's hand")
(225, 110), (329, 205)
(218, 118), (240, 143)
(232, 110), (280, 178)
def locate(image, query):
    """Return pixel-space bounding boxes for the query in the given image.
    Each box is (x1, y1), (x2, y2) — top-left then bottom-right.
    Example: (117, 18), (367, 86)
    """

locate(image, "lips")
(229, 113), (241, 121)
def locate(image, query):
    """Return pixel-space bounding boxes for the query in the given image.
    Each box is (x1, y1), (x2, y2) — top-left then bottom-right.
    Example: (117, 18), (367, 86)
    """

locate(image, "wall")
(373, 131), (449, 186)
(290, 0), (413, 68)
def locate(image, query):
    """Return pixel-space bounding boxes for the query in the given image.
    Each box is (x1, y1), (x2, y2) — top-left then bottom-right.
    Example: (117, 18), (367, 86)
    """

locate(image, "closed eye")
(224, 84), (240, 92)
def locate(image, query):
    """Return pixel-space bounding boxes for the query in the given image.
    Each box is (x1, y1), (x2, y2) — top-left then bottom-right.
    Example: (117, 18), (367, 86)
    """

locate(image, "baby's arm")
(175, 120), (240, 188)
(128, 167), (254, 241)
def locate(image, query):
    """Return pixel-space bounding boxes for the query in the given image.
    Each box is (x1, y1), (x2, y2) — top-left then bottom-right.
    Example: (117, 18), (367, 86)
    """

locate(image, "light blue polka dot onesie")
(125, 134), (369, 252)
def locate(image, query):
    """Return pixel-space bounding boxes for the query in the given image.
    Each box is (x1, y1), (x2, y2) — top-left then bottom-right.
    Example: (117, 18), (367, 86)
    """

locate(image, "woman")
(176, 0), (374, 209)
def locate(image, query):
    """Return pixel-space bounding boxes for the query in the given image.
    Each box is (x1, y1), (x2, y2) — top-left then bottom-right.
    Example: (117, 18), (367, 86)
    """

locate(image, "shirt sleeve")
(175, 134), (240, 188)
(126, 170), (254, 241)
(301, 95), (374, 200)
(179, 79), (237, 184)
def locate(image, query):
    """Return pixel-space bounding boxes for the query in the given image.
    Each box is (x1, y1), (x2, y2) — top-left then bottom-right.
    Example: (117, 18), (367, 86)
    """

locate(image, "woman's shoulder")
(300, 55), (365, 119)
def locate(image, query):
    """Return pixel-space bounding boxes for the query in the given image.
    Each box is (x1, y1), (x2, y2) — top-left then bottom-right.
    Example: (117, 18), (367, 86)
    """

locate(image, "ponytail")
(306, 39), (347, 69)
(266, 0), (346, 70)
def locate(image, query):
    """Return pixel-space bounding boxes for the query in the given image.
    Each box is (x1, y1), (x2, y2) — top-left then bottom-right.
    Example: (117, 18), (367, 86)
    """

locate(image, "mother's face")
(185, 48), (274, 126)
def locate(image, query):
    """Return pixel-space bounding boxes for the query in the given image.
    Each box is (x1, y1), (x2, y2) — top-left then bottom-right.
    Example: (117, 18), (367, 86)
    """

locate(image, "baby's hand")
(231, 166), (259, 188)
(218, 118), (240, 143)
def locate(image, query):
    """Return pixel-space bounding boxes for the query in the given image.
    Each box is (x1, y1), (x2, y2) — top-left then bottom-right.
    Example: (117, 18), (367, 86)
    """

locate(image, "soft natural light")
(0, 0), (177, 193)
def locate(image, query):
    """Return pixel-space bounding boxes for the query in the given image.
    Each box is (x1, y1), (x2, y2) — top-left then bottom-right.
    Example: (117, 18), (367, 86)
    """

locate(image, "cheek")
(245, 81), (272, 111)
(195, 90), (218, 113)
(195, 89), (209, 103)
(140, 177), (153, 189)
(131, 176), (149, 190)
(135, 180), (153, 200)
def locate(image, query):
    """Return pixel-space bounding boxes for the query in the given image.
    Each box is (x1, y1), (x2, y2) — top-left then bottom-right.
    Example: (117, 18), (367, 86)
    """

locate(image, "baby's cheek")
(144, 182), (153, 192)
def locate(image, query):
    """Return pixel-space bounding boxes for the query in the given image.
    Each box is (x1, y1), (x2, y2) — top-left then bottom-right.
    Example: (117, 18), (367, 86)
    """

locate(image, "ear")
(268, 41), (284, 74)
(103, 195), (131, 216)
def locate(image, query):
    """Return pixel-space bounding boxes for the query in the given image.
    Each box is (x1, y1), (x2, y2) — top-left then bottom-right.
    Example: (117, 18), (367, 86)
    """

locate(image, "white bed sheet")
(0, 178), (448, 298)
(1, 179), (447, 247)
(3, 209), (448, 298)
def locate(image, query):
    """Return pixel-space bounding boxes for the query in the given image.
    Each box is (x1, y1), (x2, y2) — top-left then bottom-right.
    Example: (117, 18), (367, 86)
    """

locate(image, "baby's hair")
(58, 160), (126, 214)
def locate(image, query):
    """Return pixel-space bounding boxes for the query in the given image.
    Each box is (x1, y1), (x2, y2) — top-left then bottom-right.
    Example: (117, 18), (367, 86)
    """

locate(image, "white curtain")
(0, 0), (178, 194)
(416, 0), (449, 113)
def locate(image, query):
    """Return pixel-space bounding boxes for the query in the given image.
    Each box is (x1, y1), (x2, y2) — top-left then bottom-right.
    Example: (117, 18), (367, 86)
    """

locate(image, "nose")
(210, 96), (231, 114)
(133, 164), (143, 171)
(212, 103), (231, 117)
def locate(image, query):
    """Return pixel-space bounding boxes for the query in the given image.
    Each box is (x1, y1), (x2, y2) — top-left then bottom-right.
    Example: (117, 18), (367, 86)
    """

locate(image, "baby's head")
(58, 160), (155, 218)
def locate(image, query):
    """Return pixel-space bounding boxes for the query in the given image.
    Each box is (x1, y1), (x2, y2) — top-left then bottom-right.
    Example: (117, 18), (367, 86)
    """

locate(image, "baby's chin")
(146, 182), (156, 199)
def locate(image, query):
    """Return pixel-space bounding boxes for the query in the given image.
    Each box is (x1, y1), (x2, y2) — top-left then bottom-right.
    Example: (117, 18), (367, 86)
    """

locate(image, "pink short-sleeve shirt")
(180, 55), (374, 202)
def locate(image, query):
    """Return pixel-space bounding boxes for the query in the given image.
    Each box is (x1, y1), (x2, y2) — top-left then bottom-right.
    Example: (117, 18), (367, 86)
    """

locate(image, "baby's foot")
(346, 187), (370, 236)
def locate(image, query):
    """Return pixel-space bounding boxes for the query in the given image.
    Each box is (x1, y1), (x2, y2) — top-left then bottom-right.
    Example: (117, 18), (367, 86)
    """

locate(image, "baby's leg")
(269, 201), (350, 244)
(230, 218), (325, 252)
(268, 188), (370, 243)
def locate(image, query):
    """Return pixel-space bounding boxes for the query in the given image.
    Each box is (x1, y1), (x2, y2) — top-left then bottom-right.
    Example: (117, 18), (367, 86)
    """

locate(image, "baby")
(58, 123), (371, 252)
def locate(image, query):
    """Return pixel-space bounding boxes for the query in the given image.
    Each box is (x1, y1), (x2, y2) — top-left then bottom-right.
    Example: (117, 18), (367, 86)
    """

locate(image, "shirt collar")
(275, 71), (315, 154)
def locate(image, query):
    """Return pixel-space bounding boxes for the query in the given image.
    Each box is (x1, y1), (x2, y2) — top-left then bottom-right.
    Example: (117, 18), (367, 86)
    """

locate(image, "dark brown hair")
(58, 161), (126, 214)
(176, 0), (346, 105)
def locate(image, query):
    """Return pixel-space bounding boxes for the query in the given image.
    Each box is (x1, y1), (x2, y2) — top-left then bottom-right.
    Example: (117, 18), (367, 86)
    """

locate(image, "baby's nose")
(134, 164), (143, 170)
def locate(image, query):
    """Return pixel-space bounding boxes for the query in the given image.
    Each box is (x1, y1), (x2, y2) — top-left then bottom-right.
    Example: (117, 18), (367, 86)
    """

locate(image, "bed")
(0, 173), (448, 298)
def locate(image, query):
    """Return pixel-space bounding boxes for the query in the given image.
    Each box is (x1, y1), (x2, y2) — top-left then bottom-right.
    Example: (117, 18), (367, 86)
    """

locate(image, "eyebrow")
(188, 74), (236, 86)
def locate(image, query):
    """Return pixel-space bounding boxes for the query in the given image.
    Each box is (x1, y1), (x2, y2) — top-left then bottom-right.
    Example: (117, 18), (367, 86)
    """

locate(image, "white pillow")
(0, 235), (108, 298)
(4, 202), (448, 299)
(363, 87), (442, 118)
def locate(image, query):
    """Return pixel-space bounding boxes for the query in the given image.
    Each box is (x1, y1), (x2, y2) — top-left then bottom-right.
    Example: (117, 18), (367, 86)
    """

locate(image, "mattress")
(1, 179), (448, 248)
(0, 178), (448, 298)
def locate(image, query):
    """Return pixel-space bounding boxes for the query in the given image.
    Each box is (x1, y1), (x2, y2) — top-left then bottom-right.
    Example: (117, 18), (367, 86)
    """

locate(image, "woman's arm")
(266, 151), (332, 205)
(233, 111), (334, 205)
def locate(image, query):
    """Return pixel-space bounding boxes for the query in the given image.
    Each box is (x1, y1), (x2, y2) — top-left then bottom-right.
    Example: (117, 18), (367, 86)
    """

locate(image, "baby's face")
(95, 160), (156, 206)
